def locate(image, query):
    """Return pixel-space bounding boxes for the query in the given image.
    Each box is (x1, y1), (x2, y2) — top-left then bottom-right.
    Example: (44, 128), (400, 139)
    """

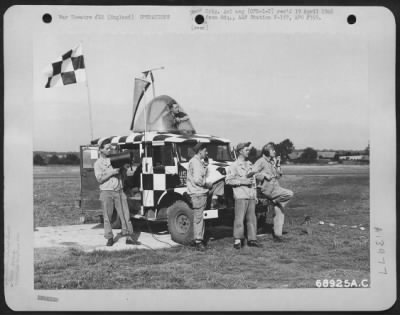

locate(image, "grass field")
(34, 165), (369, 289)
(34, 166), (81, 227)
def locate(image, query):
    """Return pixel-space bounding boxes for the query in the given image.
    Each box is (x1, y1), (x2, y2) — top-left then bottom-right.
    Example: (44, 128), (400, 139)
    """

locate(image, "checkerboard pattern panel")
(141, 172), (181, 207)
(44, 43), (86, 88)
(92, 132), (229, 147)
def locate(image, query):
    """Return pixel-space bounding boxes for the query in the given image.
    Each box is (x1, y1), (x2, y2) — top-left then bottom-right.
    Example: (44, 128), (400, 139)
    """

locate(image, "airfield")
(34, 164), (369, 289)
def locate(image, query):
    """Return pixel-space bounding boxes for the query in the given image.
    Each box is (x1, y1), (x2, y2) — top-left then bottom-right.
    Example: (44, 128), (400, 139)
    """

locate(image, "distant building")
(361, 155), (369, 161)
(317, 151), (336, 160)
(339, 155), (369, 161)
(288, 149), (369, 163)
(288, 150), (304, 160)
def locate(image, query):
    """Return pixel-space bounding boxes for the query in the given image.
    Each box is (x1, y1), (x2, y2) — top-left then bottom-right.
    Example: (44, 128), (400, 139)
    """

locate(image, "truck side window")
(176, 143), (195, 162)
(130, 147), (141, 165)
(133, 150), (140, 165)
(152, 144), (174, 167)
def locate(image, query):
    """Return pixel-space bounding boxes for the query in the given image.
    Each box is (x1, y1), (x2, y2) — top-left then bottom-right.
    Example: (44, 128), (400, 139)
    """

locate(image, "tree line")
(34, 140), (368, 166)
(247, 138), (318, 164)
(33, 153), (80, 165)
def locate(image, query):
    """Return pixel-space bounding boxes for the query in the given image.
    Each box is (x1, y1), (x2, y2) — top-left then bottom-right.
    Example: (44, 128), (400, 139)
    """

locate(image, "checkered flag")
(44, 43), (87, 88)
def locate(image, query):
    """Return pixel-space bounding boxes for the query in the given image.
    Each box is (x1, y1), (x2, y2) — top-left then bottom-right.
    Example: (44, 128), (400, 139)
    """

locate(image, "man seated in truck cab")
(162, 101), (192, 133)
(169, 102), (190, 126)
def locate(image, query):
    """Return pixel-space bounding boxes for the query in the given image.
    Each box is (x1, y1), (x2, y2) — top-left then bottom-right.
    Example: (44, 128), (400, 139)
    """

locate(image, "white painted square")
(142, 190), (154, 207)
(165, 165), (177, 174)
(126, 133), (136, 143)
(153, 174), (166, 191)
(111, 136), (120, 144)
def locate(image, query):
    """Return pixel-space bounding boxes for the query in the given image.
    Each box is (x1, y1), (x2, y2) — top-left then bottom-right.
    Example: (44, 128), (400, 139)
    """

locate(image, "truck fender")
(156, 191), (190, 220)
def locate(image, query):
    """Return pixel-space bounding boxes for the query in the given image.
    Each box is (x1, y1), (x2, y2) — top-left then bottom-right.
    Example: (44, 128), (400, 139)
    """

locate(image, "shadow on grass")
(91, 215), (276, 246)
(91, 221), (146, 243)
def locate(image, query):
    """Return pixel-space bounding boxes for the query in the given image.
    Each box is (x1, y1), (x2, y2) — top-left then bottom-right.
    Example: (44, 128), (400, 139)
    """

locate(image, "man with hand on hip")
(253, 142), (294, 242)
(226, 142), (261, 249)
(94, 140), (140, 247)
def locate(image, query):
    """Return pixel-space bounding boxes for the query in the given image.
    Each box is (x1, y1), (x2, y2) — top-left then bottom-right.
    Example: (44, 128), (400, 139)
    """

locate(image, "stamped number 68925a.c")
(315, 279), (369, 288)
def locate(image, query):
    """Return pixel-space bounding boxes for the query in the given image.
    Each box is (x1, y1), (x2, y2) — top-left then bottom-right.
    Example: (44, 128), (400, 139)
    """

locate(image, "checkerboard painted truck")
(78, 95), (270, 245)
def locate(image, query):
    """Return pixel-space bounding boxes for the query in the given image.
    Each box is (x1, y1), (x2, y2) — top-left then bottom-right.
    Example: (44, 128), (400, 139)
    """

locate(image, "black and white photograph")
(4, 5), (396, 311)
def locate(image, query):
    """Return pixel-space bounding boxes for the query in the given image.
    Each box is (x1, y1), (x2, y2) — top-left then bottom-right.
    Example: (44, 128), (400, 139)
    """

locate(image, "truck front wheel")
(167, 201), (193, 245)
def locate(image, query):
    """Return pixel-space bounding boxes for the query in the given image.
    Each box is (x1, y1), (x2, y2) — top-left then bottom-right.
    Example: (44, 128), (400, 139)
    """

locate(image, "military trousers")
(190, 193), (208, 242)
(100, 190), (134, 240)
(233, 199), (257, 241)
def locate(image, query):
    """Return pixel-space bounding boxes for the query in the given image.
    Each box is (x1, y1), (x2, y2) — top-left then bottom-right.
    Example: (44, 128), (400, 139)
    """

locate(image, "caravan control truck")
(77, 95), (271, 244)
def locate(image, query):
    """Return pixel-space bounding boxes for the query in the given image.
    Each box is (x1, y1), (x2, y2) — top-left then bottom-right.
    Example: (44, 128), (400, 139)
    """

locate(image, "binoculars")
(109, 151), (134, 169)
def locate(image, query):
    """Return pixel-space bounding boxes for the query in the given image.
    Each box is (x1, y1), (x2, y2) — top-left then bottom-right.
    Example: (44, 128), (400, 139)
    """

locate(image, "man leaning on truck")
(186, 143), (214, 251)
(253, 142), (294, 242)
(94, 140), (139, 247)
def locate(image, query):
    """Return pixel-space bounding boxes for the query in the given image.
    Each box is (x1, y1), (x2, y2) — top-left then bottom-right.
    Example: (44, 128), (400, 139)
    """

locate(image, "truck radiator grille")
(178, 166), (187, 187)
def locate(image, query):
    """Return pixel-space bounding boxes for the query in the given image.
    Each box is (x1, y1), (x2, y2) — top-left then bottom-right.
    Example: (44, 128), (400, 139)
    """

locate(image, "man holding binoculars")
(253, 142), (294, 242)
(94, 140), (139, 247)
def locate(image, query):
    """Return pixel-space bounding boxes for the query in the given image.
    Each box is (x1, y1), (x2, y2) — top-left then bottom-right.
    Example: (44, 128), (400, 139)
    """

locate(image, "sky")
(33, 32), (369, 151)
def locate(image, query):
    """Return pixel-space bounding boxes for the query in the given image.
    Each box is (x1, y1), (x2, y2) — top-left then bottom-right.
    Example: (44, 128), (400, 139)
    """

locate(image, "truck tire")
(256, 213), (267, 230)
(167, 201), (193, 245)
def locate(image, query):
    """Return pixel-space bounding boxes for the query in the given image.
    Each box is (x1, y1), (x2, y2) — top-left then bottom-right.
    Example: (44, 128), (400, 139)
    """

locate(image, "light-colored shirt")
(187, 154), (208, 195)
(253, 156), (282, 195)
(94, 156), (122, 191)
(225, 159), (256, 200)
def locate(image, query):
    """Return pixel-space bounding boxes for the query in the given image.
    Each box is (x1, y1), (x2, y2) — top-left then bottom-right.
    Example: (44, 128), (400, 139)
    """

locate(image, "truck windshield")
(177, 143), (233, 162)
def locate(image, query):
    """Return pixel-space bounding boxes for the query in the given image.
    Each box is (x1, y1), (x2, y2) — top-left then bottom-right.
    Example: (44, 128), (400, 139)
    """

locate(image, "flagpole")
(80, 42), (94, 140)
(86, 83), (94, 141)
(143, 87), (148, 172)
(132, 78), (137, 130)
(140, 66), (164, 171)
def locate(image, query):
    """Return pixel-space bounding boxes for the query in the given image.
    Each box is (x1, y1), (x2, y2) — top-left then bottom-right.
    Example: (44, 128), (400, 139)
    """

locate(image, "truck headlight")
(217, 167), (226, 175)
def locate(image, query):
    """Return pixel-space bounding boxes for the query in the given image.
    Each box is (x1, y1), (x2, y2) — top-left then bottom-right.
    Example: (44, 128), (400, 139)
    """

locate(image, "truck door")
(80, 145), (101, 210)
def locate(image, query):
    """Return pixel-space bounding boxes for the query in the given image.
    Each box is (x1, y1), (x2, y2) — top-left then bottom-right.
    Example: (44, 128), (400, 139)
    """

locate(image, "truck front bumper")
(203, 209), (219, 219)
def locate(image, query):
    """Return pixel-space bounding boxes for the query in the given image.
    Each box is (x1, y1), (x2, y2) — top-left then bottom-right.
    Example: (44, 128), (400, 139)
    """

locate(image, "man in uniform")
(253, 142), (294, 242)
(169, 102), (189, 127)
(225, 142), (261, 249)
(94, 140), (139, 246)
(162, 102), (191, 132)
(187, 143), (224, 251)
